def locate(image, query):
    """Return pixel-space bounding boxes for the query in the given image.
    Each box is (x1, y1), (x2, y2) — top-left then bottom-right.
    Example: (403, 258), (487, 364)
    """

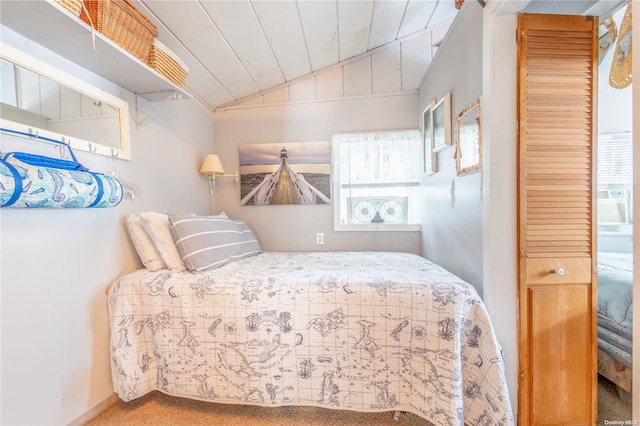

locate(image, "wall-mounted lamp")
(199, 154), (239, 186)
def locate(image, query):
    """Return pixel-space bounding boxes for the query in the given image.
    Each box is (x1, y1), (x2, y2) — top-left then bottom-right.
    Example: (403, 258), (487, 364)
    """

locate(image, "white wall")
(0, 28), (215, 425)
(418, 1), (484, 293)
(214, 94), (422, 254)
(418, 0), (520, 414)
(481, 6), (520, 416)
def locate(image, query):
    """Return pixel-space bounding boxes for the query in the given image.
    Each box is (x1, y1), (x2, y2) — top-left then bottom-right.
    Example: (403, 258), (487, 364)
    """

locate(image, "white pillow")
(139, 211), (186, 271)
(125, 214), (166, 271)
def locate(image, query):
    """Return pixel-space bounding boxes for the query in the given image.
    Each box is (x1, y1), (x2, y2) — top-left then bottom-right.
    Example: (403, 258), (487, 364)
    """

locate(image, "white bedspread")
(108, 251), (513, 425)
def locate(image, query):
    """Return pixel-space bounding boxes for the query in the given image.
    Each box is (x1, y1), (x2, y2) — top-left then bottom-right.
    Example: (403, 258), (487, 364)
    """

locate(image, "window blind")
(335, 130), (421, 185)
(598, 135), (633, 185)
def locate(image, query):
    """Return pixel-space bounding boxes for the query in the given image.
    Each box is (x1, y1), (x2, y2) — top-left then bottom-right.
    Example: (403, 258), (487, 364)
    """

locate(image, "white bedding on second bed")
(598, 251), (633, 330)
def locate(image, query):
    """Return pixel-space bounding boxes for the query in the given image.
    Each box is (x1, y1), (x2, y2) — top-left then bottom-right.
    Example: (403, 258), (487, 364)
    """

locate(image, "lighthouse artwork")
(238, 141), (331, 205)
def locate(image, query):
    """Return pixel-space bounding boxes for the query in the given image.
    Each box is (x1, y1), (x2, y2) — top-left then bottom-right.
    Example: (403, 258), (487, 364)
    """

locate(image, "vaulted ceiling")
(134, 0), (462, 110)
(1, 0), (626, 112)
(133, 0), (627, 110)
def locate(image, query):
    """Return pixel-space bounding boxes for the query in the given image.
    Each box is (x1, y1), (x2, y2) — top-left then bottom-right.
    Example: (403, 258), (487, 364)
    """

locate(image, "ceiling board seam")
(424, 0), (441, 31)
(396, 0), (411, 40)
(248, 0), (286, 84)
(294, 0), (314, 74)
(366, 0), (375, 53)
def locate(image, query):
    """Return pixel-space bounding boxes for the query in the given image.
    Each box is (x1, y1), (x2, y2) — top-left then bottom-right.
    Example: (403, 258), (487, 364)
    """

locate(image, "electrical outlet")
(316, 233), (324, 245)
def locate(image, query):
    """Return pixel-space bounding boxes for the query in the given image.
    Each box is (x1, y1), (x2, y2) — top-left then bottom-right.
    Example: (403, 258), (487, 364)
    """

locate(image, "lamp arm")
(208, 171), (239, 186)
(223, 171), (239, 182)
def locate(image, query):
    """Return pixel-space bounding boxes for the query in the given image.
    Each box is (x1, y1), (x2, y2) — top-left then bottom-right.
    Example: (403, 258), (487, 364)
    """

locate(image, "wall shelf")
(0, 0), (192, 102)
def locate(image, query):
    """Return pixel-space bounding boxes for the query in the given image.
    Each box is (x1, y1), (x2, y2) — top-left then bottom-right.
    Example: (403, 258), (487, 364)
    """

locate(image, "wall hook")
(89, 143), (97, 152)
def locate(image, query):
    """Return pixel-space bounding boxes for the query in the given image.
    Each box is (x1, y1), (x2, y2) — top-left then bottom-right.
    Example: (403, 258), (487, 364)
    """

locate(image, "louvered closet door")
(517, 14), (597, 426)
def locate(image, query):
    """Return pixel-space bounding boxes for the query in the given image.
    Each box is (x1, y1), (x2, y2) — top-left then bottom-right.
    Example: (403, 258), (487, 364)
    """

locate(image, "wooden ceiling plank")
(368, 0), (407, 49)
(397, 0), (438, 38)
(297, 1), (339, 72)
(200, 0), (285, 91)
(251, 0), (312, 81)
(337, 0), (374, 61)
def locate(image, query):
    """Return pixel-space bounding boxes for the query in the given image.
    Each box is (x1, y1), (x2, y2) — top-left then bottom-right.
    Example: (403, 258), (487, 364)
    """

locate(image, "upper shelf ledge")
(0, 0), (192, 102)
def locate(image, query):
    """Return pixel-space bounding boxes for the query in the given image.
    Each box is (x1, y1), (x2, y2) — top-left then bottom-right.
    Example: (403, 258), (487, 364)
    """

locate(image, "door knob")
(553, 268), (565, 276)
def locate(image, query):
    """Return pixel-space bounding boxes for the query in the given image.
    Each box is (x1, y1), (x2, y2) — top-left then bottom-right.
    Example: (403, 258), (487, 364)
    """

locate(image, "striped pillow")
(168, 212), (261, 271)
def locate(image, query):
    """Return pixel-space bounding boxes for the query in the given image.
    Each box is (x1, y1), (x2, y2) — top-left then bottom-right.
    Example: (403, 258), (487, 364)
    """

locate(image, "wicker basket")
(55, 0), (83, 16)
(148, 43), (188, 87)
(80, 0), (158, 63)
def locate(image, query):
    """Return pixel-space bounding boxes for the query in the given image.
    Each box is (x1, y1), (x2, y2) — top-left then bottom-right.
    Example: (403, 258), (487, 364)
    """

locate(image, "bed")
(108, 248), (513, 425)
(597, 251), (633, 394)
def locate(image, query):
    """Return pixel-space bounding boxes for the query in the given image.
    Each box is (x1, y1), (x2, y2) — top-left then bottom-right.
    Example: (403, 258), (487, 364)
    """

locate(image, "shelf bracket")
(134, 91), (179, 129)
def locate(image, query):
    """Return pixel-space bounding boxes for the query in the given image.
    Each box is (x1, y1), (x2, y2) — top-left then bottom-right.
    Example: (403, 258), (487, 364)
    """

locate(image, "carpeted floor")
(84, 393), (433, 426)
(85, 375), (632, 425)
(597, 375), (632, 425)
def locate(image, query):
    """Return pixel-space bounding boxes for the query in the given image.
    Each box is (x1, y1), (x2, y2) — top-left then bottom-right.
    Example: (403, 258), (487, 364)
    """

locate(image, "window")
(332, 129), (421, 231)
(597, 133), (633, 225)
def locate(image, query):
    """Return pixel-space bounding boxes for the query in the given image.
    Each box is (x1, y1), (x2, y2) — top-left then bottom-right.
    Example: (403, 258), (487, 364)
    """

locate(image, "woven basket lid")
(609, 3), (632, 89)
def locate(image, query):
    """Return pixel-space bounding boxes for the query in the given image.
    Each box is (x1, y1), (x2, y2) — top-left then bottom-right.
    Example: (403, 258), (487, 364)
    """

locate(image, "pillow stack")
(125, 211), (261, 272)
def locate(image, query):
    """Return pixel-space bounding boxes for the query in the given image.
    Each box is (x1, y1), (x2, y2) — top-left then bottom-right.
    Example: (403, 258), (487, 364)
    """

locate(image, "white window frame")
(331, 129), (422, 232)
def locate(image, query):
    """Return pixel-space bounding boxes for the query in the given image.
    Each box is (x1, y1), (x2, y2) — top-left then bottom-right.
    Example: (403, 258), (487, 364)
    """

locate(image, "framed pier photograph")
(238, 141), (331, 205)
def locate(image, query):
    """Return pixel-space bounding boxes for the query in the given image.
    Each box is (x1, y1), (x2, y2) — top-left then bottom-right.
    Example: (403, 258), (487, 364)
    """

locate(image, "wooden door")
(517, 13), (598, 425)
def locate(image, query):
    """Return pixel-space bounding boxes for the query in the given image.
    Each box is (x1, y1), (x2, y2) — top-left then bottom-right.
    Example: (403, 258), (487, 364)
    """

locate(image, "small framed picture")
(455, 97), (482, 176)
(422, 101), (436, 173)
(432, 92), (452, 153)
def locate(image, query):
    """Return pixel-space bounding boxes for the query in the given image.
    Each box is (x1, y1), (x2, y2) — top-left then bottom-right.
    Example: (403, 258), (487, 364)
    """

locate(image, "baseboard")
(66, 393), (119, 426)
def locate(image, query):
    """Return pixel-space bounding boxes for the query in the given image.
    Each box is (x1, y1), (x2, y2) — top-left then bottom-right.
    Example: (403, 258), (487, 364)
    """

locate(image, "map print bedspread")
(108, 251), (513, 425)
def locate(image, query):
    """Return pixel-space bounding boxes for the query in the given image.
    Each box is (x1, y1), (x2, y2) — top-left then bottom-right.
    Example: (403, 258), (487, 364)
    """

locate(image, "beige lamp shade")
(200, 154), (225, 175)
